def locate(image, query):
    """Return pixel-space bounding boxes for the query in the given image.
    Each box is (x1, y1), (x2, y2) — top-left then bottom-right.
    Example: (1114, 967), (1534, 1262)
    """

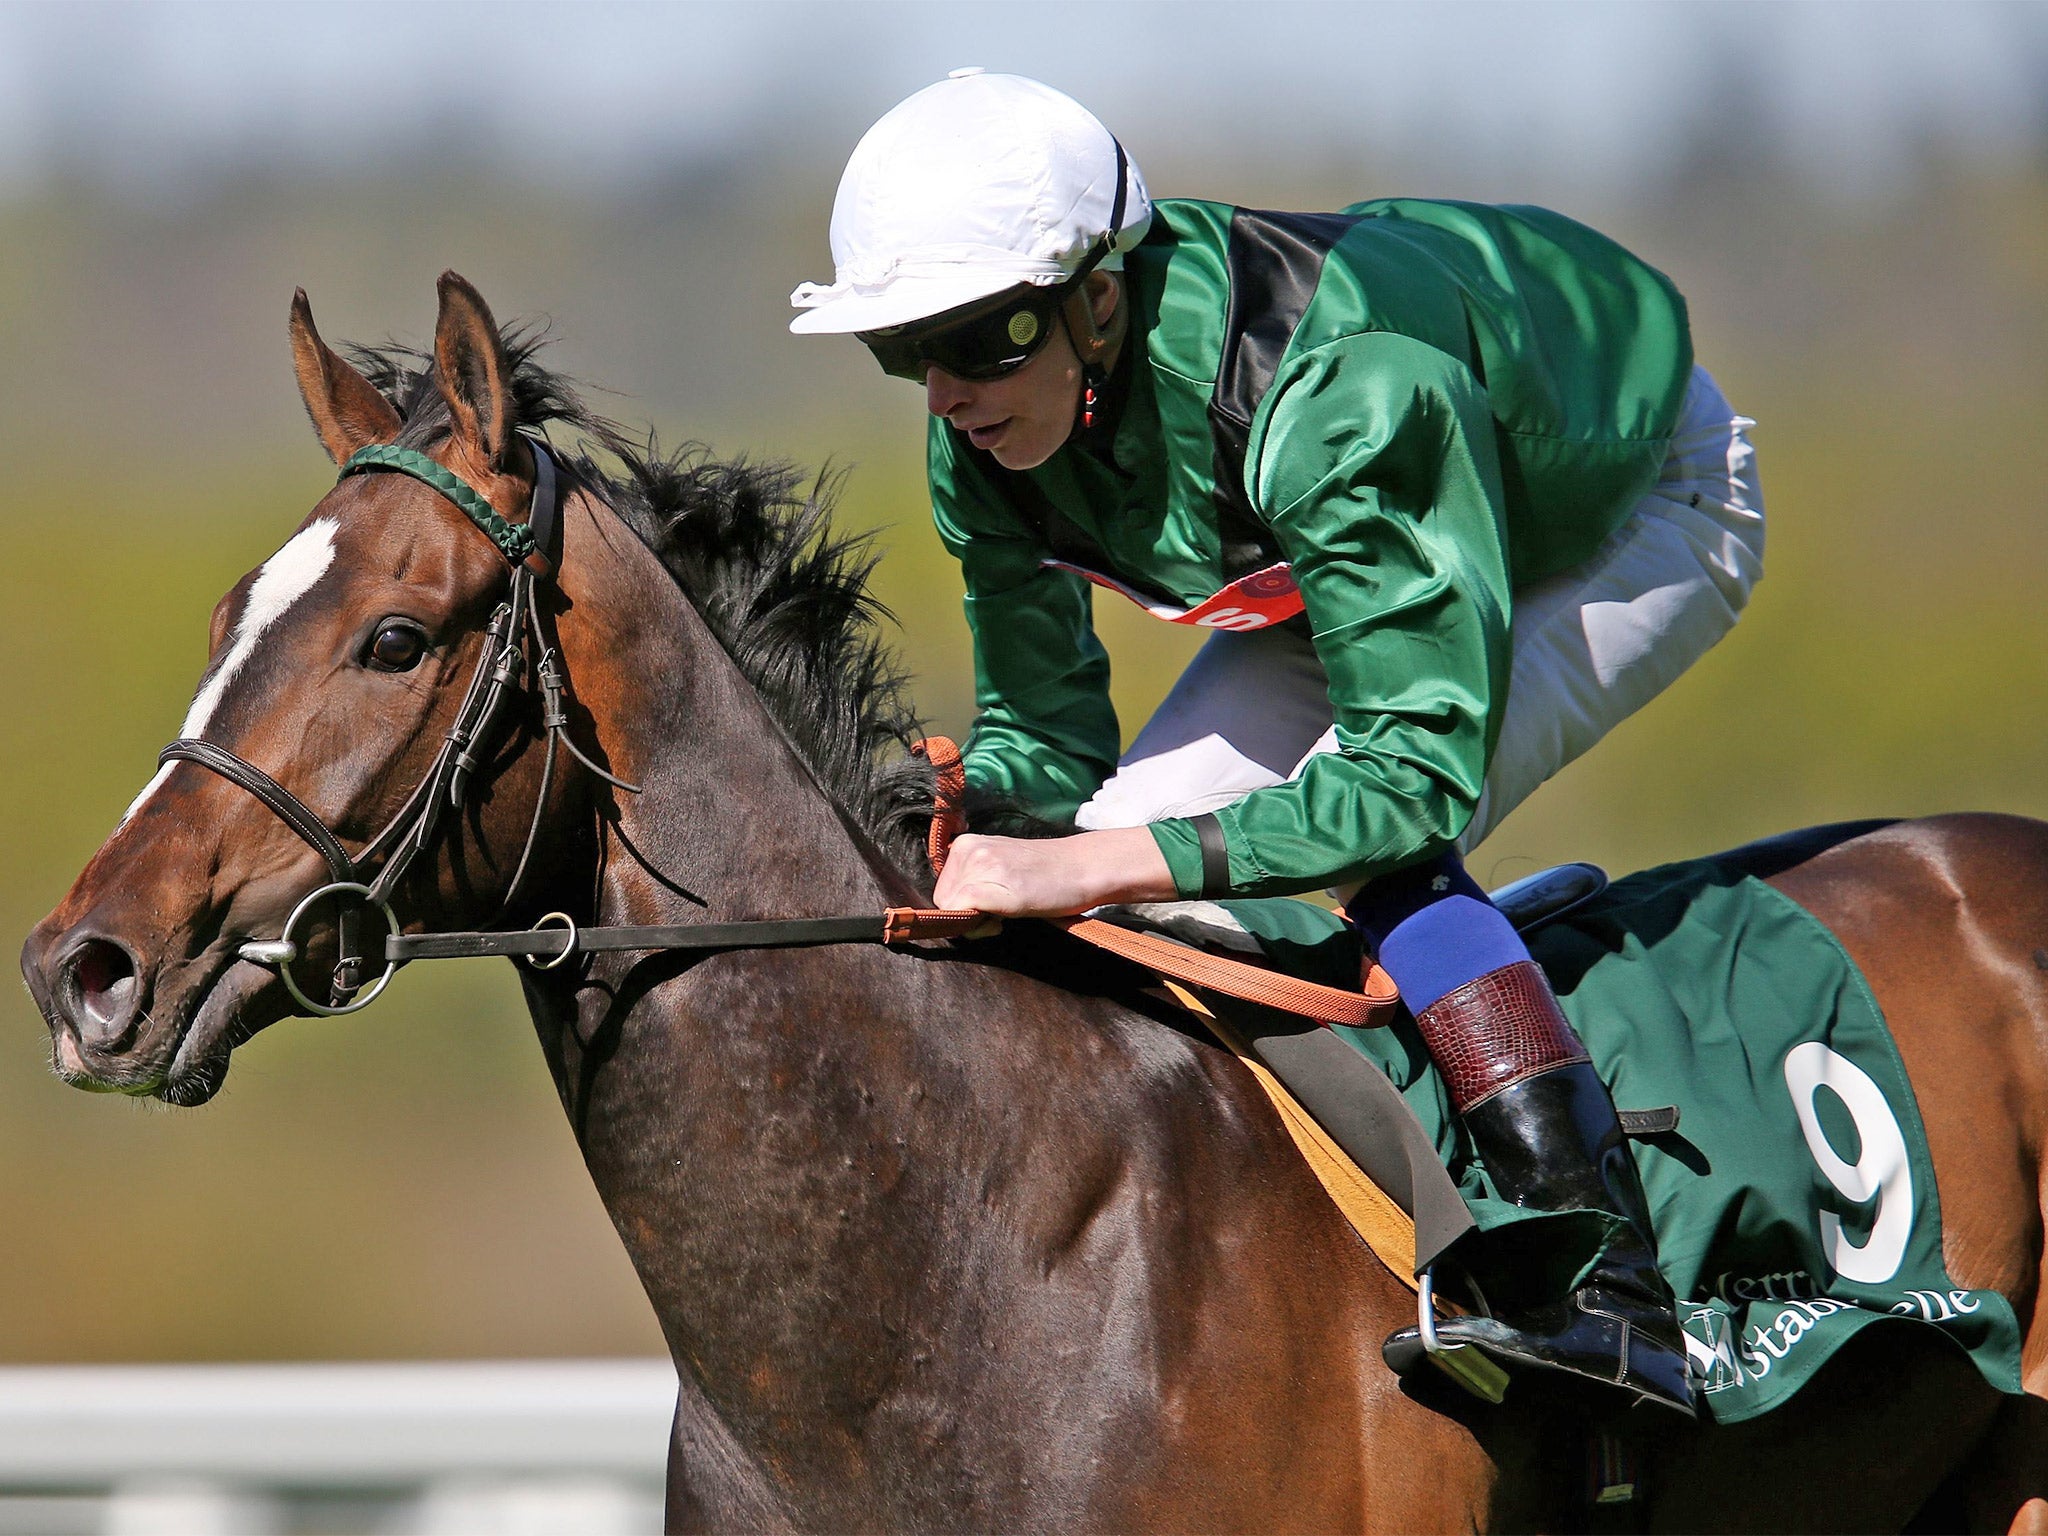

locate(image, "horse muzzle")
(22, 921), (160, 1092)
(21, 904), (288, 1103)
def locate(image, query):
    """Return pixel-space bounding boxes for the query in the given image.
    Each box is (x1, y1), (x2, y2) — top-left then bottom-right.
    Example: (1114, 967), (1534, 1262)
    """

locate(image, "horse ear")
(290, 289), (402, 465)
(432, 271), (516, 471)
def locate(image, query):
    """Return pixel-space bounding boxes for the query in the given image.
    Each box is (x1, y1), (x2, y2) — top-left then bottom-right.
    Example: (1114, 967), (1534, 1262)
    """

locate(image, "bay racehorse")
(21, 274), (2048, 1531)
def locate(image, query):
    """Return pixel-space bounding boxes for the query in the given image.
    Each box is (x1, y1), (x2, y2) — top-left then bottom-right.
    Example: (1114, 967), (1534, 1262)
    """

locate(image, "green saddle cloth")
(1220, 855), (2024, 1424)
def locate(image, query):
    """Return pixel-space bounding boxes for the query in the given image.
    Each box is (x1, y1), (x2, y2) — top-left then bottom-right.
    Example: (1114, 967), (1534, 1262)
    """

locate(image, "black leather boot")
(1384, 961), (1696, 1416)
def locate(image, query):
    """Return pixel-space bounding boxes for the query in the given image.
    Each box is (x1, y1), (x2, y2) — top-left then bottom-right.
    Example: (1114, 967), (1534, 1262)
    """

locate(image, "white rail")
(0, 1360), (676, 1535)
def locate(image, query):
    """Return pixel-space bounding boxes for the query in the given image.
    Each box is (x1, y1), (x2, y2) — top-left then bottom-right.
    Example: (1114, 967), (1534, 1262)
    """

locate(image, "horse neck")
(523, 492), (1081, 1385)
(534, 480), (1019, 1179)
(550, 489), (910, 926)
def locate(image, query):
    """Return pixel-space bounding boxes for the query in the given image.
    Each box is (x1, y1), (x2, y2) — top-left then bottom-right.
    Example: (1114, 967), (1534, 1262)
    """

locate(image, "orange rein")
(888, 738), (1401, 1030)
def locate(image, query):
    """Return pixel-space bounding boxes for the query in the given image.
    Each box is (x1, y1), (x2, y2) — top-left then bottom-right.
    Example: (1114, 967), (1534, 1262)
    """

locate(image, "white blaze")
(118, 517), (341, 828)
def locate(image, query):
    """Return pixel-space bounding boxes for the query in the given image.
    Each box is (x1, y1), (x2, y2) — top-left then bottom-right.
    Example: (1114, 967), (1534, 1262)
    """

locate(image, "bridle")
(158, 439), (990, 1020)
(160, 437), (636, 1015)
(160, 436), (1399, 1030)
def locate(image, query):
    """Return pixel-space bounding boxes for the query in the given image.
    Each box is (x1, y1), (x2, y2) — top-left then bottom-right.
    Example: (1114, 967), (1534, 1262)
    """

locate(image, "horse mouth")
(158, 958), (283, 1106)
(47, 950), (283, 1107)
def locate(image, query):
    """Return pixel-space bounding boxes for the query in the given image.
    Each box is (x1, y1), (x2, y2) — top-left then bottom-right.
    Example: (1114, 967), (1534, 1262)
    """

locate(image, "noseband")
(160, 438), (636, 1015)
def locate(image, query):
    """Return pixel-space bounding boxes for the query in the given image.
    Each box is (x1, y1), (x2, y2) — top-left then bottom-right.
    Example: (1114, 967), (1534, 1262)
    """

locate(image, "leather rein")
(162, 440), (1398, 1029)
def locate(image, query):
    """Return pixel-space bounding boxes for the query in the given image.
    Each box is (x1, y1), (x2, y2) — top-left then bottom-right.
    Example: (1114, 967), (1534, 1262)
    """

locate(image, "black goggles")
(859, 137), (1131, 384)
(858, 279), (1079, 383)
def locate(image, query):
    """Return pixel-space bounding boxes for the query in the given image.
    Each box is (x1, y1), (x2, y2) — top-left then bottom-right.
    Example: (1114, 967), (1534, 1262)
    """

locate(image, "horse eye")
(366, 622), (427, 673)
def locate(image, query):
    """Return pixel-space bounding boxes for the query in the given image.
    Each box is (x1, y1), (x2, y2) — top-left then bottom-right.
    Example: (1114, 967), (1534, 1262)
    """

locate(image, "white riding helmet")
(790, 69), (1153, 336)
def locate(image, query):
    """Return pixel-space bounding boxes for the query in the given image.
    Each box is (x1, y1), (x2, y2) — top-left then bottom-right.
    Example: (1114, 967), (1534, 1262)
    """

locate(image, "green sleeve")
(928, 424), (1122, 823)
(1152, 332), (1513, 898)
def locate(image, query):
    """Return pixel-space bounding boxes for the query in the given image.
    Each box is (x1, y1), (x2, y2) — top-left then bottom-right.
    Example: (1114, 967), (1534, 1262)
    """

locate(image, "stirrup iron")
(1415, 1267), (1509, 1404)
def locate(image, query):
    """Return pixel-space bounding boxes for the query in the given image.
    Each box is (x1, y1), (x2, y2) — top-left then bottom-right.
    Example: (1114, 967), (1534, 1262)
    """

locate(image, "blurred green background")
(3, 1), (2046, 1364)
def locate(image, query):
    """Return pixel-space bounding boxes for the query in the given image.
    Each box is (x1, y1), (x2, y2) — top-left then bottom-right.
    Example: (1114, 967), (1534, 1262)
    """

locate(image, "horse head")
(20, 273), (596, 1105)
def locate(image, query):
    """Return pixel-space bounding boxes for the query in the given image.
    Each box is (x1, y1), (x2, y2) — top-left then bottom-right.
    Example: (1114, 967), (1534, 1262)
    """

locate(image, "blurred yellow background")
(3, 1), (2046, 1364)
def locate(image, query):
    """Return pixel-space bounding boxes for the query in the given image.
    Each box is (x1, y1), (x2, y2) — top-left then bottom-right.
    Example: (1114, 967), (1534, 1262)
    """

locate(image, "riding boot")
(1383, 959), (1696, 1416)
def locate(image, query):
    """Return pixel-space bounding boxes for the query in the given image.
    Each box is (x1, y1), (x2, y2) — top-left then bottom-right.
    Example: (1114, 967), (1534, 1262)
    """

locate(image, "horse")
(20, 272), (2048, 1532)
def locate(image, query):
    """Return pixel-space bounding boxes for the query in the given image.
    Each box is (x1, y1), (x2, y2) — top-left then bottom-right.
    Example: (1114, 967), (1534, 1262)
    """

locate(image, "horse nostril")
(63, 938), (141, 1048)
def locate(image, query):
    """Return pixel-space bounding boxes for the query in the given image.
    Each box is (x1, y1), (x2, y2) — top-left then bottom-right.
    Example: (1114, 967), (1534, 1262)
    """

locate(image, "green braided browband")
(339, 444), (536, 563)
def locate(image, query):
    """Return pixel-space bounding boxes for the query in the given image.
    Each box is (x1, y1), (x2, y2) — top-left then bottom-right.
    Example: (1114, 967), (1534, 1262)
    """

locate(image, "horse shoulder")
(924, 956), (1508, 1530)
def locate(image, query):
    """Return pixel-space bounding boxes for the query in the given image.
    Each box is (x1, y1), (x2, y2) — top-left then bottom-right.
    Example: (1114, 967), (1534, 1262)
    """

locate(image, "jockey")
(790, 70), (1763, 1415)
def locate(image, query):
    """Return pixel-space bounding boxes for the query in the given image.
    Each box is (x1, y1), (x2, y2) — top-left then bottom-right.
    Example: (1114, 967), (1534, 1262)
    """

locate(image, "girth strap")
(159, 739), (359, 885)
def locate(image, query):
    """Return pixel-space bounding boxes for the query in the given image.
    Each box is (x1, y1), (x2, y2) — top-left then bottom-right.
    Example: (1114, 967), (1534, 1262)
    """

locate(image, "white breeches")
(1072, 365), (1766, 856)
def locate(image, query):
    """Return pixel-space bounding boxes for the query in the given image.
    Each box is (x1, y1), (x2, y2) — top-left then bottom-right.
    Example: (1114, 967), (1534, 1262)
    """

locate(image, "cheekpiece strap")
(340, 443), (536, 564)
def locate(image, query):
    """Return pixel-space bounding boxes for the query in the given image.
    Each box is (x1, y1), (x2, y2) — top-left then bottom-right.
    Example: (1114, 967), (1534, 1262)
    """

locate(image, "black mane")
(348, 334), (965, 877)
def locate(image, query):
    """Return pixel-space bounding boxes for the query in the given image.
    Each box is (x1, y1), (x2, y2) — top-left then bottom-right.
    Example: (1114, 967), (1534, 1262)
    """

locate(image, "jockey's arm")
(1146, 332), (1515, 901)
(930, 440), (1121, 825)
(955, 563), (1121, 820)
(931, 467), (1179, 912)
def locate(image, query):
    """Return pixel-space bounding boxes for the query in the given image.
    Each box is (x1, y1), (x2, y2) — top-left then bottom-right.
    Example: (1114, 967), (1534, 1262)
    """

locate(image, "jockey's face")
(924, 274), (1122, 471)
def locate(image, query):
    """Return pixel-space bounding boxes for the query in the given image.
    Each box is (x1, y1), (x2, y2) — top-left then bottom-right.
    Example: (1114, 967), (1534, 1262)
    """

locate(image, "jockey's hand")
(931, 827), (1178, 916)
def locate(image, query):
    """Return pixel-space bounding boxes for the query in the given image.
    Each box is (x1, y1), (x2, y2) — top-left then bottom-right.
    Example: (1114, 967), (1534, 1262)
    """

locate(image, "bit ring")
(262, 881), (400, 1018)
